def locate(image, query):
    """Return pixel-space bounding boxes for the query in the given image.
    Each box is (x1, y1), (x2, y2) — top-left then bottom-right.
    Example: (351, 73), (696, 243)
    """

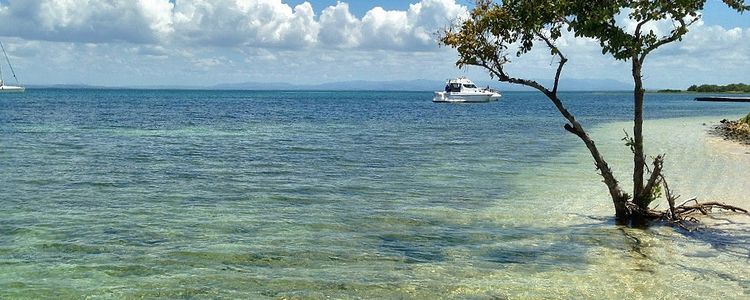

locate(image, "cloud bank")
(0, 0), (467, 51)
(0, 0), (747, 88)
(0, 0), (174, 44)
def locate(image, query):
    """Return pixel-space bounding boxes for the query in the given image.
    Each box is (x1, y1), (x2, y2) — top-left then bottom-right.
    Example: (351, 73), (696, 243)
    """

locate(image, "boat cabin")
(445, 77), (480, 93)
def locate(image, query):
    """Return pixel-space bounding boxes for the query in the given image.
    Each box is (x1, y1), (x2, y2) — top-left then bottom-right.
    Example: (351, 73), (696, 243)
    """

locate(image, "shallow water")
(1, 89), (749, 298)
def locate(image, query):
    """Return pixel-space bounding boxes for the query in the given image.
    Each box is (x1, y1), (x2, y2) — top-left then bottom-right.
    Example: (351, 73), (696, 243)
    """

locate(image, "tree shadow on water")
(374, 212), (750, 277)
(674, 215), (750, 260)
(375, 219), (642, 272)
(576, 212), (750, 260)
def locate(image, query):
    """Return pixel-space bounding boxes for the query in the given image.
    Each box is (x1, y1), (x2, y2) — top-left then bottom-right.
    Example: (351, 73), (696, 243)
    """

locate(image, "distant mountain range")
(211, 78), (633, 91)
(211, 79), (441, 91)
(29, 78), (633, 91)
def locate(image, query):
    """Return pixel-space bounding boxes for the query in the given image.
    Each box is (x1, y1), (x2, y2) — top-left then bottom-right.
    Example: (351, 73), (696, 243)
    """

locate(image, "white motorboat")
(0, 41), (24, 93)
(433, 77), (500, 103)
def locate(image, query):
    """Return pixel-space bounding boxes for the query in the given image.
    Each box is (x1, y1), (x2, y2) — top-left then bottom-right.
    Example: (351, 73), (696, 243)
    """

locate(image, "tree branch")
(631, 17), (652, 61)
(633, 18), (650, 40)
(535, 30), (568, 95)
(640, 155), (664, 203)
(659, 173), (679, 220)
(640, 17), (697, 61)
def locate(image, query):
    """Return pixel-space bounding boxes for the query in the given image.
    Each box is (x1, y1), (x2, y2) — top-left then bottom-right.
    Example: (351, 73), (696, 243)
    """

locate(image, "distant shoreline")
(22, 78), (635, 92)
(655, 83), (750, 94)
(652, 90), (750, 94)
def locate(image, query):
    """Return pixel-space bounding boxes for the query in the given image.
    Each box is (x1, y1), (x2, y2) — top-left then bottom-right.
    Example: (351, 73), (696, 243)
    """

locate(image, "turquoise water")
(1, 89), (750, 298)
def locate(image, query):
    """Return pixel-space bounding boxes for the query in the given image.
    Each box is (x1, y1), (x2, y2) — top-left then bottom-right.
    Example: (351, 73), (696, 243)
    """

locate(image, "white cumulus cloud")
(0, 0), (467, 51)
(0, 0), (174, 44)
(0, 0), (746, 88)
(645, 21), (750, 87)
(172, 0), (319, 48)
(320, 0), (468, 50)
(319, 2), (361, 48)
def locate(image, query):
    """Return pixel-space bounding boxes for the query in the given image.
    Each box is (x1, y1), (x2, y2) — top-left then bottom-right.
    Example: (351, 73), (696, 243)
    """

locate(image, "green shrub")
(687, 83), (750, 93)
(741, 112), (750, 125)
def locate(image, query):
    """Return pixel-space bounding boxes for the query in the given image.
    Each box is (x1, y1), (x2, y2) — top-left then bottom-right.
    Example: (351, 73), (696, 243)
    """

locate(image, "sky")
(0, 0), (747, 89)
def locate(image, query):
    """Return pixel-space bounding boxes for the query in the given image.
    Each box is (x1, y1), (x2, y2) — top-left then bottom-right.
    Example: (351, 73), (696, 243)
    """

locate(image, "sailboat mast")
(0, 49), (3, 83)
(0, 41), (19, 84)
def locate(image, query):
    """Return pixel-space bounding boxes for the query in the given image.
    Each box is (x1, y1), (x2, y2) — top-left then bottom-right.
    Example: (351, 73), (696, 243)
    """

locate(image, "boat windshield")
(449, 83), (462, 92)
(463, 84), (477, 89)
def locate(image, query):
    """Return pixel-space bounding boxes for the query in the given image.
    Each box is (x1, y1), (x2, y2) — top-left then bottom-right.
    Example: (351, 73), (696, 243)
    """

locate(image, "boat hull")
(695, 96), (750, 102)
(433, 91), (501, 103)
(0, 85), (25, 93)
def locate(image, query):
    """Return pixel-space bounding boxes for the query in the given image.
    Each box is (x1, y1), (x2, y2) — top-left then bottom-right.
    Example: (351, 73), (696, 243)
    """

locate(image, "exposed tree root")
(675, 200), (749, 215)
(617, 153), (750, 230)
(657, 201), (750, 231)
(641, 174), (750, 231)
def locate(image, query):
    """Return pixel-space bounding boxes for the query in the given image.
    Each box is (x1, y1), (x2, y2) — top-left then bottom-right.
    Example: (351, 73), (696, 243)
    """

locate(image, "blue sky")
(290, 0), (749, 24)
(702, 1), (750, 28)
(0, 0), (747, 89)
(286, 0), (412, 16)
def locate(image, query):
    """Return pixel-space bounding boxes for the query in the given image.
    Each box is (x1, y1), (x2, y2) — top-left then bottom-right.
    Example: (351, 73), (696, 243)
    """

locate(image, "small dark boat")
(694, 96), (750, 102)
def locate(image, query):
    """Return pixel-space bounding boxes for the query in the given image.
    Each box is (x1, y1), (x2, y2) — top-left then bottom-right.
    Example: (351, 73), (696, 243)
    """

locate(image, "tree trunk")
(632, 58), (646, 208)
(630, 208), (649, 228)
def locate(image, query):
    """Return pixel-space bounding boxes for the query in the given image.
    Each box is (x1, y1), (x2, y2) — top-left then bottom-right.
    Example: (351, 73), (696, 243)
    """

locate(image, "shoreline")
(652, 91), (750, 94)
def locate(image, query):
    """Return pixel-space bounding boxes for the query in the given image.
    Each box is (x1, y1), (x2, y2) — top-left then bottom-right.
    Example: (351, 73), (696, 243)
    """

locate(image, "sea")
(1, 89), (749, 298)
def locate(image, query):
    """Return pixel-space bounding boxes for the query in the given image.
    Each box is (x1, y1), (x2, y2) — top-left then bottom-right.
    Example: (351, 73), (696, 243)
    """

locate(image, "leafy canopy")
(442, 0), (748, 68)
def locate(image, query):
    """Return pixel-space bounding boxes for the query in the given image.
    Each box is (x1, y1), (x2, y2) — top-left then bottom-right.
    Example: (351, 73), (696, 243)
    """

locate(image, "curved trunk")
(482, 66), (632, 223)
(542, 92), (630, 222)
(562, 118), (629, 223)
